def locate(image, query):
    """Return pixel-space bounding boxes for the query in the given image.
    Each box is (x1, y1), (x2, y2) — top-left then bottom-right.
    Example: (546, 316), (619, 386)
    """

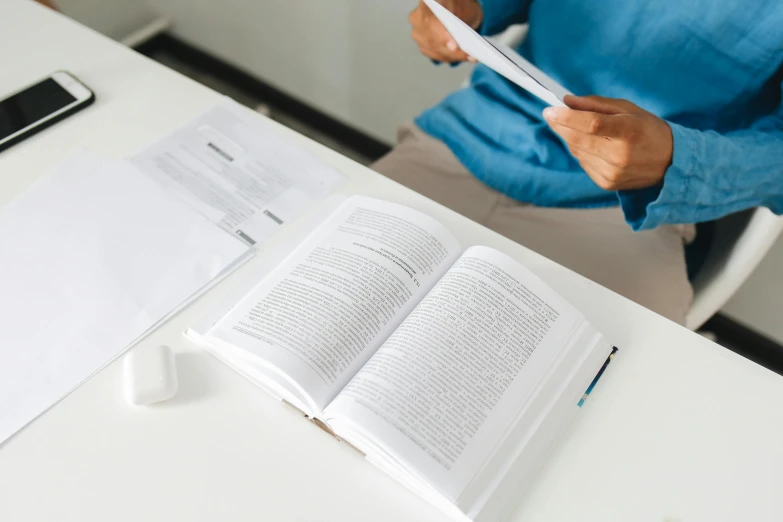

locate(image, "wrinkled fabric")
(416, 0), (783, 230)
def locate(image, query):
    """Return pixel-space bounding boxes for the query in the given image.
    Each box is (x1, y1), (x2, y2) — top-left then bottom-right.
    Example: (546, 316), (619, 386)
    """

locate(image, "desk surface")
(2, 2), (782, 521)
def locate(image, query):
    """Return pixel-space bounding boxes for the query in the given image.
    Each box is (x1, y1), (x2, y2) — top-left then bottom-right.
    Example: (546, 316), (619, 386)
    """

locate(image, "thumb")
(564, 95), (641, 115)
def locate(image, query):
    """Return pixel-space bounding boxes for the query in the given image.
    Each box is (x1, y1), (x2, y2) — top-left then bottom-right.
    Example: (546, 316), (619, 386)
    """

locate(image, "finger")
(423, 43), (470, 62)
(411, 5), (450, 60)
(574, 148), (654, 190)
(417, 42), (468, 62)
(411, 30), (459, 61)
(548, 122), (614, 158)
(408, 3), (426, 28)
(412, 26), (470, 61)
(570, 149), (621, 190)
(428, 27), (469, 61)
(420, 6), (470, 61)
(555, 122), (634, 168)
(436, 46), (470, 62)
(563, 95), (641, 115)
(543, 107), (627, 137)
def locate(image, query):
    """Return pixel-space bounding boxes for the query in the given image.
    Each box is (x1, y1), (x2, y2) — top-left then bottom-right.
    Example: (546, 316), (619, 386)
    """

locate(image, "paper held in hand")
(422, 0), (570, 107)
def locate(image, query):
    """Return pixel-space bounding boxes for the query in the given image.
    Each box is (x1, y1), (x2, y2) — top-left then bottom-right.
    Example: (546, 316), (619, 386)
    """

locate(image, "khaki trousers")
(372, 123), (694, 325)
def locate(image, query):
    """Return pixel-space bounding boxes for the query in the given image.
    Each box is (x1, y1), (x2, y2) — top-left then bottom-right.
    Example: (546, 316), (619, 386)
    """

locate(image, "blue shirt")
(415, 0), (783, 230)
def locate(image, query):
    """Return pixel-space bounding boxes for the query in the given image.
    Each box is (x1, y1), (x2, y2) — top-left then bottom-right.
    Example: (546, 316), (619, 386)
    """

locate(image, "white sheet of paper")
(0, 151), (250, 445)
(131, 98), (346, 246)
(423, 0), (570, 107)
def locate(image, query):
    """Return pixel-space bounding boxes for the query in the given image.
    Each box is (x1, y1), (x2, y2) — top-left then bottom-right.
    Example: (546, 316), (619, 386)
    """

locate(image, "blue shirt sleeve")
(476, 0), (534, 35)
(618, 81), (783, 231)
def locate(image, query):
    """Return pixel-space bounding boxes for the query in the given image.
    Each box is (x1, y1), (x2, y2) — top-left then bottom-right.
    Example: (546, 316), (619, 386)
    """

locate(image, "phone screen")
(0, 78), (77, 141)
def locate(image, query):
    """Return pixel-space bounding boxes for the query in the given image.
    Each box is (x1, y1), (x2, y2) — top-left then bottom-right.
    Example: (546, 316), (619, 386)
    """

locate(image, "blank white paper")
(0, 151), (249, 445)
(422, 0), (570, 107)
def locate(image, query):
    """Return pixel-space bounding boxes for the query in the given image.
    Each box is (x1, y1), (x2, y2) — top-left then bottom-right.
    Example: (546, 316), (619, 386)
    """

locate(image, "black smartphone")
(0, 71), (95, 153)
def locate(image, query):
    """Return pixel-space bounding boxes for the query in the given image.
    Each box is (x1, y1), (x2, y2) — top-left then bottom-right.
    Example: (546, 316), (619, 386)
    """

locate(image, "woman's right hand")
(408, 0), (483, 63)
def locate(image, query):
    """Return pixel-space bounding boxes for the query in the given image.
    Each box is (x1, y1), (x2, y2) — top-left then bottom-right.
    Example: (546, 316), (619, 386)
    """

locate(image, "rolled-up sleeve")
(618, 87), (783, 231)
(476, 0), (533, 35)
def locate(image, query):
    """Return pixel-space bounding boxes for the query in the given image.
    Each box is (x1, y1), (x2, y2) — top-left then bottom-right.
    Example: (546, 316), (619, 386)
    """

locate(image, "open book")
(422, 0), (571, 107)
(186, 196), (614, 522)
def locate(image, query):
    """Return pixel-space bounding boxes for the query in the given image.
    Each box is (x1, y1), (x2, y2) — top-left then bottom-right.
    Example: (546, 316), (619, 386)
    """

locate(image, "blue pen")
(578, 347), (618, 407)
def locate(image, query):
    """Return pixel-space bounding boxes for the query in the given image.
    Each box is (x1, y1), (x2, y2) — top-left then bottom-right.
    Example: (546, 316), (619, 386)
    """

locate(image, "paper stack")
(0, 100), (344, 445)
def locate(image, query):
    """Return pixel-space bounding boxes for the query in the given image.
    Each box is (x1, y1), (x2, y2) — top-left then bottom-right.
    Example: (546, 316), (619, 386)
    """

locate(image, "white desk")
(1, 2), (782, 521)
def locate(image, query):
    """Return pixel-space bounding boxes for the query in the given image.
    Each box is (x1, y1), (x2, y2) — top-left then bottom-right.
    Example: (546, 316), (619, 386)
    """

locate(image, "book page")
(205, 196), (461, 412)
(325, 246), (583, 499)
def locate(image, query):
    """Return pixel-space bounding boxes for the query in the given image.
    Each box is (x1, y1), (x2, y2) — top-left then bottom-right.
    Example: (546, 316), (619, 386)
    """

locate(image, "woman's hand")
(409, 0), (483, 63)
(544, 95), (674, 191)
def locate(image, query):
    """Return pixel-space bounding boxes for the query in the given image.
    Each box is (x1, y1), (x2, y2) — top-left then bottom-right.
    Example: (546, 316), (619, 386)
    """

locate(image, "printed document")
(132, 99), (345, 246)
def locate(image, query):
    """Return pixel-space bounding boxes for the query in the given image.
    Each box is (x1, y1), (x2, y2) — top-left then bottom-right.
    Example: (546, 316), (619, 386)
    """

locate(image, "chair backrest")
(492, 24), (529, 48)
(687, 208), (783, 330)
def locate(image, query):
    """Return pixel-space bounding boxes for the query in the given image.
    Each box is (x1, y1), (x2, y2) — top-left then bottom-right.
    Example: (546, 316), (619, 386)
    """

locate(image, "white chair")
(480, 25), (783, 331)
(687, 209), (783, 330)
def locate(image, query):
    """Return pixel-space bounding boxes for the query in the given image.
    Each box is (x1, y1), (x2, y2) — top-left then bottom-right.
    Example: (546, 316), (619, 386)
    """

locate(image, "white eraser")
(124, 344), (178, 405)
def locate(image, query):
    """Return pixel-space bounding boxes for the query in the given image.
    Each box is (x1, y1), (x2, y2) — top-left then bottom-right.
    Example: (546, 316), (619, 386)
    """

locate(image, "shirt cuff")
(617, 122), (696, 230)
(430, 59), (463, 68)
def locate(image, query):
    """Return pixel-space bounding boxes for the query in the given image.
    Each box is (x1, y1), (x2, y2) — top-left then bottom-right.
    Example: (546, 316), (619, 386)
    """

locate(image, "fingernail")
(543, 107), (557, 120)
(446, 40), (458, 51)
(468, 56), (477, 63)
